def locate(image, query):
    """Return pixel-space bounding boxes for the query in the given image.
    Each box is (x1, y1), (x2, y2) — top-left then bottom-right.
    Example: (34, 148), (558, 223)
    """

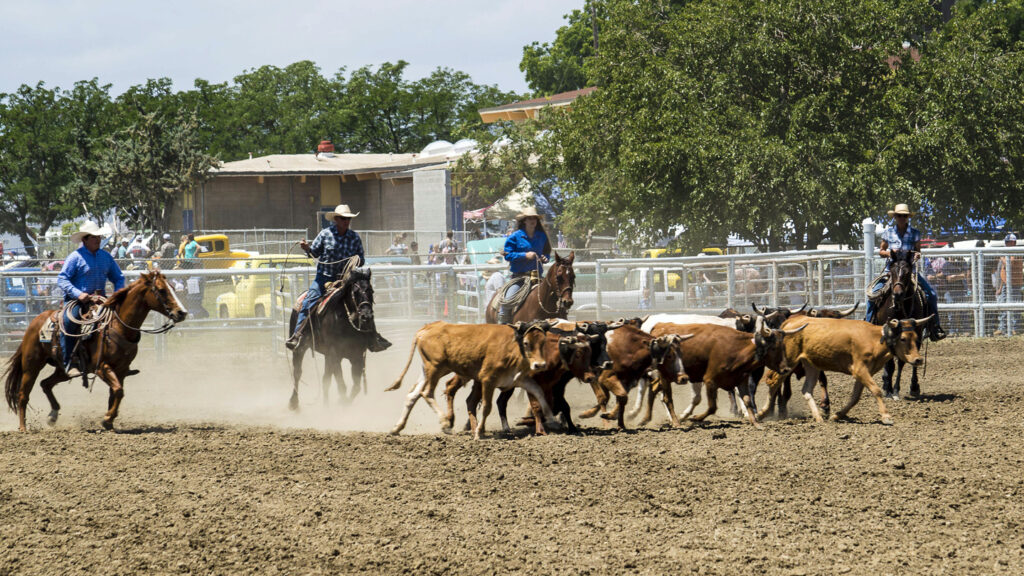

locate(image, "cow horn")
(751, 303), (765, 315)
(838, 302), (860, 317)
(782, 323), (809, 335)
(789, 302), (808, 314)
(911, 315), (934, 327)
(756, 316), (771, 337)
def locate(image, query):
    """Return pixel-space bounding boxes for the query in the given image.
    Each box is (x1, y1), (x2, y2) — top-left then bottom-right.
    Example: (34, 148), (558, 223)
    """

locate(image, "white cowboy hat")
(70, 221), (112, 243)
(515, 206), (541, 222)
(887, 203), (915, 217)
(328, 204), (359, 219)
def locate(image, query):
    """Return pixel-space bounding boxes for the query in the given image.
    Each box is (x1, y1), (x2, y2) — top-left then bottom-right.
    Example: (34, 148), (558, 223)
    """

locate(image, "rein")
(535, 259), (572, 316)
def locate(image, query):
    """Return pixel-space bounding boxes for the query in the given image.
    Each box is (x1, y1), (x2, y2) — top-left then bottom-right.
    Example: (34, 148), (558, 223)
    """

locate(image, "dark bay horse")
(485, 251), (576, 324)
(4, 271), (188, 431)
(872, 250), (928, 398)
(288, 267), (377, 410)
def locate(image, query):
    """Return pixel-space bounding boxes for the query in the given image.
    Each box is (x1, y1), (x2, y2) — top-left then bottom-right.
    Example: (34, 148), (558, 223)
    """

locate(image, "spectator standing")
(409, 241), (421, 265)
(158, 233), (177, 260)
(439, 230), (459, 265)
(996, 233), (1022, 336)
(386, 234), (408, 256)
(183, 234), (199, 268)
(116, 239), (129, 260)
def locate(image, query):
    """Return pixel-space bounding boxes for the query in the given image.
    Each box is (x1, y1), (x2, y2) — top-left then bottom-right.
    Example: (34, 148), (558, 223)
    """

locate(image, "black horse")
(288, 268), (378, 410)
(871, 250), (929, 399)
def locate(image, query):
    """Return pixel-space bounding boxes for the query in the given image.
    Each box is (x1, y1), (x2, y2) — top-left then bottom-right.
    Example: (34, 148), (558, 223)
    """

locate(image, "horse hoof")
(388, 428), (401, 436)
(47, 411), (59, 426)
(829, 414), (840, 422)
(101, 419), (114, 430)
(288, 397), (299, 412)
(881, 416), (894, 426)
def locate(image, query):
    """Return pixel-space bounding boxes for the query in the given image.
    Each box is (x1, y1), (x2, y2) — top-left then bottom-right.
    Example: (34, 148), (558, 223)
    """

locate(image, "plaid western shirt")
(310, 224), (365, 285)
(57, 245), (126, 301)
(881, 225), (921, 271)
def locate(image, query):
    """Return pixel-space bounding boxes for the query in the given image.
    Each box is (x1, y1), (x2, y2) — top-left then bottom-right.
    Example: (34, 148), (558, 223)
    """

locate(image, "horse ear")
(566, 251), (575, 264)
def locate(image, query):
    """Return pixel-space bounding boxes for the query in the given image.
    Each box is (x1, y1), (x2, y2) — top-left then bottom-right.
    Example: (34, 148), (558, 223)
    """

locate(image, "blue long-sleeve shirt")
(504, 229), (550, 275)
(57, 246), (125, 301)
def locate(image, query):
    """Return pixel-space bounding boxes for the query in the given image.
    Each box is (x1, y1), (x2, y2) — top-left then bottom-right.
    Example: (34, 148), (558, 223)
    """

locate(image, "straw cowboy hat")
(480, 255), (505, 279)
(328, 204), (359, 218)
(515, 206), (542, 222)
(70, 221), (112, 243)
(887, 203), (915, 217)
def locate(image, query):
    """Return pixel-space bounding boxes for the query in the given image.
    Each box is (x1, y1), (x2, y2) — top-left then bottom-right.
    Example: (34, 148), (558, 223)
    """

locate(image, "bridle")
(340, 275), (375, 333)
(536, 260), (574, 316)
(111, 277), (180, 334)
(888, 254), (917, 319)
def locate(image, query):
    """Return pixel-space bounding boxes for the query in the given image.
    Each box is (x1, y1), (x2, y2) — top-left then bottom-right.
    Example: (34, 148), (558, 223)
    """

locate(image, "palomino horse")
(872, 250), (929, 398)
(4, 271), (188, 431)
(287, 267), (377, 410)
(485, 251), (576, 324)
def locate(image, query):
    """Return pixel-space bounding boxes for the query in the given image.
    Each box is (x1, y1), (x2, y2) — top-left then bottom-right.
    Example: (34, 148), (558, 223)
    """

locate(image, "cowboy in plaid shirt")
(286, 204), (390, 352)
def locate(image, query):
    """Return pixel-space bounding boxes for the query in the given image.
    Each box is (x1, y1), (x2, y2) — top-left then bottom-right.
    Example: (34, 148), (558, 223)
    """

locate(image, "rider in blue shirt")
(57, 222), (125, 377)
(498, 207), (551, 323)
(865, 203), (945, 340)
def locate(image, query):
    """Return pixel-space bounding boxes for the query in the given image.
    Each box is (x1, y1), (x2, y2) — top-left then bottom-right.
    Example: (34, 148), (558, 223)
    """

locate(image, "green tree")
(88, 111), (218, 231)
(0, 82), (83, 255)
(520, 2), (602, 95)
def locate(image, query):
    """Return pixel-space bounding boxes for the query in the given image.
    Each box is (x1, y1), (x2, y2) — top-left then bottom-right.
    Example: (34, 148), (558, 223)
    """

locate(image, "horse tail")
(4, 345), (24, 413)
(384, 332), (420, 392)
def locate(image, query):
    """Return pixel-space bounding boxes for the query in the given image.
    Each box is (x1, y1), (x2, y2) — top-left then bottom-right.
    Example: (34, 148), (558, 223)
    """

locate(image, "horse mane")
(104, 283), (135, 309)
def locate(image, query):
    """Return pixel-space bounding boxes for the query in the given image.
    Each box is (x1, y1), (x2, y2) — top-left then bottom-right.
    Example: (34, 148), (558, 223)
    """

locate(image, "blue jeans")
(60, 302), (83, 369)
(292, 281), (324, 337)
(499, 278), (524, 320)
(866, 273), (938, 323)
(997, 289), (1020, 334)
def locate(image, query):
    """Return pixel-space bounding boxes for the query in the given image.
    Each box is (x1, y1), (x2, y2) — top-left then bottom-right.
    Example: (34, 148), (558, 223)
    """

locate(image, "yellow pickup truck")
(194, 234), (251, 269)
(215, 255), (313, 318)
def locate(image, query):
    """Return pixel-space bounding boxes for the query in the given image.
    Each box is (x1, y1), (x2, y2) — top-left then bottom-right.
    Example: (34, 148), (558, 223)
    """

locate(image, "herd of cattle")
(386, 303), (934, 438)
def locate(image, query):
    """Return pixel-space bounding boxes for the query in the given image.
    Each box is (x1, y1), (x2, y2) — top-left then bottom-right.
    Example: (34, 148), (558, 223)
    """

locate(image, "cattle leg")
(552, 374), (578, 434)
(496, 388), (515, 435)
(389, 370), (429, 435)
(756, 371), (781, 421)
(465, 380), (483, 434)
(690, 382), (719, 422)
(579, 377), (609, 419)
(443, 375), (468, 431)
(817, 373), (830, 415)
(513, 375), (557, 433)
(860, 368), (894, 425)
(639, 377), (659, 426)
(597, 373), (629, 430)
(658, 378), (682, 427)
(627, 379), (647, 419)
(831, 379), (864, 421)
(800, 363), (825, 423)
(475, 383), (498, 440)
(727, 388), (741, 418)
(678, 381), (702, 420)
(881, 359), (895, 398)
(909, 365), (920, 398)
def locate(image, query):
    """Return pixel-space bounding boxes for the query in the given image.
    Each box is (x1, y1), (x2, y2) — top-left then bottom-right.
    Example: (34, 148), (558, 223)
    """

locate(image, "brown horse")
(4, 271), (188, 431)
(484, 251), (576, 324)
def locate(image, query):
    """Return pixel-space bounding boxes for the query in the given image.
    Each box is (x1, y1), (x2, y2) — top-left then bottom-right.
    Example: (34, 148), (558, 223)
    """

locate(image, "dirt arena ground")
(2, 326), (1024, 575)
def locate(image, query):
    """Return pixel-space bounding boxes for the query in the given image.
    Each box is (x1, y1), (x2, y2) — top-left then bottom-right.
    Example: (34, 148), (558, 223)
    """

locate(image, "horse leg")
(39, 371), (71, 426)
(892, 360), (905, 400)
(345, 352), (366, 405)
(289, 348), (304, 411)
(910, 364), (920, 397)
(881, 358), (895, 398)
(97, 366), (124, 430)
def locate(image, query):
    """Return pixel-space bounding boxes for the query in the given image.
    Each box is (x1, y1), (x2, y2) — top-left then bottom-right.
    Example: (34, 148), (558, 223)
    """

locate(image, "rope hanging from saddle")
(866, 263), (926, 318)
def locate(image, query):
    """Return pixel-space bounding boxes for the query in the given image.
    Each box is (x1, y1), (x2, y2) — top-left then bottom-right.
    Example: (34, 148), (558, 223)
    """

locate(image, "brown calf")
(386, 321), (554, 438)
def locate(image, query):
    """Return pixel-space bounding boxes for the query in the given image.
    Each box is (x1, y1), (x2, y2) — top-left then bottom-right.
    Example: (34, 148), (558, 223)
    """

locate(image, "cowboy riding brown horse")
(4, 271), (188, 431)
(484, 251), (576, 324)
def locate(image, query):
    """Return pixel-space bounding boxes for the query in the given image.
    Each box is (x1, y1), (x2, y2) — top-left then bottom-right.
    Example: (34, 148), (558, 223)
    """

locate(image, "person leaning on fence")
(56, 221), (125, 378)
(995, 233), (1022, 336)
(497, 207), (550, 324)
(865, 203), (946, 341)
(286, 204), (391, 352)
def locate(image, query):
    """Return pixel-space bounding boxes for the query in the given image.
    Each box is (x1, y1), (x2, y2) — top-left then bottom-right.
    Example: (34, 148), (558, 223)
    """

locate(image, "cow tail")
(384, 333), (420, 392)
(4, 345), (24, 413)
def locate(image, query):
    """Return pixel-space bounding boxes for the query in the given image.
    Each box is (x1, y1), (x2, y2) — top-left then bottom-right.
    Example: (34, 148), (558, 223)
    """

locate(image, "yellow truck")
(215, 255), (313, 318)
(193, 234), (251, 269)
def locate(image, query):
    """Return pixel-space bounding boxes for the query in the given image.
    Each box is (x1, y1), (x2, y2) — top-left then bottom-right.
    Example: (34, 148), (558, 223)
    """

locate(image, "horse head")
(889, 250), (915, 300)
(335, 267), (375, 332)
(139, 271), (188, 322)
(546, 251), (576, 313)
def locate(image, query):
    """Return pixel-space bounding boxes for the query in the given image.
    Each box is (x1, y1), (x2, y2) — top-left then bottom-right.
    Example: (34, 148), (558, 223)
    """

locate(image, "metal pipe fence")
(4, 247), (1024, 357)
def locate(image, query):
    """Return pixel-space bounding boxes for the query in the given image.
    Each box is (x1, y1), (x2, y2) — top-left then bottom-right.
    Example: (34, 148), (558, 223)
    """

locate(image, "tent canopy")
(463, 178), (557, 221)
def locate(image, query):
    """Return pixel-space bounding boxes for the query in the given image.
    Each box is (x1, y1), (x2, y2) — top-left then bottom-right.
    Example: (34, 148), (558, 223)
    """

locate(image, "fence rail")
(4, 247), (1024, 356)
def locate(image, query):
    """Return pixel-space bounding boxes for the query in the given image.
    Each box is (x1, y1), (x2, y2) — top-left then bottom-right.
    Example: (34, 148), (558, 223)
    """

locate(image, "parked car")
(2, 267), (46, 328)
(215, 255), (313, 319)
(194, 234), (252, 269)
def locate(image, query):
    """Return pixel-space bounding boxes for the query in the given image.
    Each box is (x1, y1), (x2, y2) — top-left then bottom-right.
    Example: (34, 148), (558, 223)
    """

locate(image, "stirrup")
(369, 334), (392, 353)
(929, 324), (946, 341)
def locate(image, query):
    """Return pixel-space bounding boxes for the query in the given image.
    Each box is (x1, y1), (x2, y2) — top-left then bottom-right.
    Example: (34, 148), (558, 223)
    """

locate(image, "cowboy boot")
(928, 317), (947, 341)
(497, 307), (510, 325)
(369, 331), (392, 353)
(285, 318), (310, 350)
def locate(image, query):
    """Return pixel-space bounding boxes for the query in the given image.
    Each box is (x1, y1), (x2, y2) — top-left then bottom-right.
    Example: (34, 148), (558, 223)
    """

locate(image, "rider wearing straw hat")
(57, 221), (125, 377)
(286, 204), (391, 352)
(497, 207), (551, 324)
(866, 203), (946, 340)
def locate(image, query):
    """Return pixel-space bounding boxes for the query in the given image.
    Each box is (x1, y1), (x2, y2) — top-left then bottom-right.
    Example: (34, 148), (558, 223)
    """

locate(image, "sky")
(0, 0), (583, 97)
